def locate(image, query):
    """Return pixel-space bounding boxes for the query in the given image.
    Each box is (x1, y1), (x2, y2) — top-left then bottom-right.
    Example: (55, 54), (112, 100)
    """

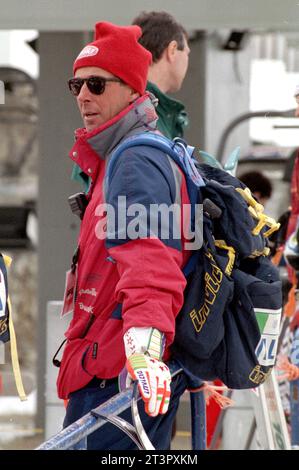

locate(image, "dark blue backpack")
(107, 132), (282, 389)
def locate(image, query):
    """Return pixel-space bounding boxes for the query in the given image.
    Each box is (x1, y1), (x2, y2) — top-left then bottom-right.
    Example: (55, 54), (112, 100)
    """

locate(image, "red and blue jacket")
(57, 94), (191, 399)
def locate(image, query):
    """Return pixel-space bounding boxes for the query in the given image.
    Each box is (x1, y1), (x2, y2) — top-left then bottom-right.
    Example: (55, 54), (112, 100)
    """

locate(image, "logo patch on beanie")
(76, 45), (99, 60)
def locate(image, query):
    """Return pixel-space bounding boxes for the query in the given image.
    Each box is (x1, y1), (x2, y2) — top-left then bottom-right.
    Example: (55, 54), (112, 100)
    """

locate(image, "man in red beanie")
(56, 21), (190, 450)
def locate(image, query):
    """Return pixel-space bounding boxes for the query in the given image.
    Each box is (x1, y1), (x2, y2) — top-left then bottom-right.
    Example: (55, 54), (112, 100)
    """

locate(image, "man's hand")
(126, 353), (171, 417)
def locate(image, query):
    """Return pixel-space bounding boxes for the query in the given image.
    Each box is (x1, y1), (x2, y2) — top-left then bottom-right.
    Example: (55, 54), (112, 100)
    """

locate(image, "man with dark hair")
(132, 11), (190, 139)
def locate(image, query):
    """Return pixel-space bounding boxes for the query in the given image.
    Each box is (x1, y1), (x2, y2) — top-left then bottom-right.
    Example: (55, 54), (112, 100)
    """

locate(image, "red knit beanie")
(73, 21), (152, 95)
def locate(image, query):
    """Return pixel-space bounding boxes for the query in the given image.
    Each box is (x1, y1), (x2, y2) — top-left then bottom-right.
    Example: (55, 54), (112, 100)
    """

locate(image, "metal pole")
(190, 391), (206, 450)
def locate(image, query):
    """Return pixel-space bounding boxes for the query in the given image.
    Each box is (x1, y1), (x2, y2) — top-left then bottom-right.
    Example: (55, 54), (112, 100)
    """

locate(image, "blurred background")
(0, 0), (299, 450)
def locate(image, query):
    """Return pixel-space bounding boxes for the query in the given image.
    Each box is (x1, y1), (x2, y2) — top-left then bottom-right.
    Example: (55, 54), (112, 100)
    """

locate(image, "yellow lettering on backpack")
(204, 276), (217, 305)
(189, 252), (223, 333)
(190, 306), (209, 333)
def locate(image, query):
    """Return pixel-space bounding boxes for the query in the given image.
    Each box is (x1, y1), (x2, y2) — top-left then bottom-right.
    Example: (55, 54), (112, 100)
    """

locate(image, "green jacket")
(71, 81), (188, 187)
(147, 81), (188, 140)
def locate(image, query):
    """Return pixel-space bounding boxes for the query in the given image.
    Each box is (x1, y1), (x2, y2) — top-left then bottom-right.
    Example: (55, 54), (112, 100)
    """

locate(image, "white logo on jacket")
(79, 288), (97, 297)
(78, 303), (94, 314)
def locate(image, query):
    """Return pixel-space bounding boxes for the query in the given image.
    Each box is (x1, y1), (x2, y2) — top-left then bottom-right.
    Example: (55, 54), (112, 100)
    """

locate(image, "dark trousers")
(63, 372), (187, 450)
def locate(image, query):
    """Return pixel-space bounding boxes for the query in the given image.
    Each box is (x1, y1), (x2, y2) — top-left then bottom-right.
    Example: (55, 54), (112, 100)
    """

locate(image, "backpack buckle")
(236, 187), (280, 237)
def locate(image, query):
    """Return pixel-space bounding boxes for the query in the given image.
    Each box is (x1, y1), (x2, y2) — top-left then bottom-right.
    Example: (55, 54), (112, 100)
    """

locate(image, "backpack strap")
(106, 132), (207, 279)
(7, 296), (27, 401)
(1, 255), (27, 401)
(106, 132), (205, 208)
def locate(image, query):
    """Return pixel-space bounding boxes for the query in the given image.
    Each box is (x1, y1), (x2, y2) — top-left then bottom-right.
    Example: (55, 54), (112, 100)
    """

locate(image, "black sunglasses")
(68, 76), (123, 96)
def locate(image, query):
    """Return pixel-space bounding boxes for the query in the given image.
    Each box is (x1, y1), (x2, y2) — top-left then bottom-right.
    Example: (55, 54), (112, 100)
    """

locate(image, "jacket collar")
(69, 94), (158, 186)
(147, 81), (185, 113)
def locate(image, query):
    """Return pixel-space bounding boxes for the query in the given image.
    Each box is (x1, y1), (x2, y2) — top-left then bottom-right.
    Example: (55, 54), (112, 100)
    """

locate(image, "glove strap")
(123, 327), (164, 360)
(145, 328), (164, 360)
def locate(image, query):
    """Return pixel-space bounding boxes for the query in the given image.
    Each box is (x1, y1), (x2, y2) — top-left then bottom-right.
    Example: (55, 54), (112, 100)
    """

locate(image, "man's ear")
(165, 40), (178, 63)
(129, 90), (140, 102)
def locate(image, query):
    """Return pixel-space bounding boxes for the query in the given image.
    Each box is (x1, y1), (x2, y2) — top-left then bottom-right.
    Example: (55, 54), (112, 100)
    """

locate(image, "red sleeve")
(108, 238), (187, 347)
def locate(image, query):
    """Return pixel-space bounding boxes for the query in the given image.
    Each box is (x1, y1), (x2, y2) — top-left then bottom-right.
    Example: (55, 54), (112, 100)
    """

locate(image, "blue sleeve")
(105, 145), (182, 252)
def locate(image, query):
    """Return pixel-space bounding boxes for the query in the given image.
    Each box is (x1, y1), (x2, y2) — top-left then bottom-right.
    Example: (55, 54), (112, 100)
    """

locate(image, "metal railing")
(216, 108), (296, 164)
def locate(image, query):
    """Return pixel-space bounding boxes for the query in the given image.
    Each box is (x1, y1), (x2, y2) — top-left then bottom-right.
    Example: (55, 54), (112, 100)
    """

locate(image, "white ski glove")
(124, 327), (171, 417)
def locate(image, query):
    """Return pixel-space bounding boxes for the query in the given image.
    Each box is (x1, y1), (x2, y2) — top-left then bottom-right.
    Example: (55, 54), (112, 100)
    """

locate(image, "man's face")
(74, 66), (137, 132)
(169, 36), (190, 93)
